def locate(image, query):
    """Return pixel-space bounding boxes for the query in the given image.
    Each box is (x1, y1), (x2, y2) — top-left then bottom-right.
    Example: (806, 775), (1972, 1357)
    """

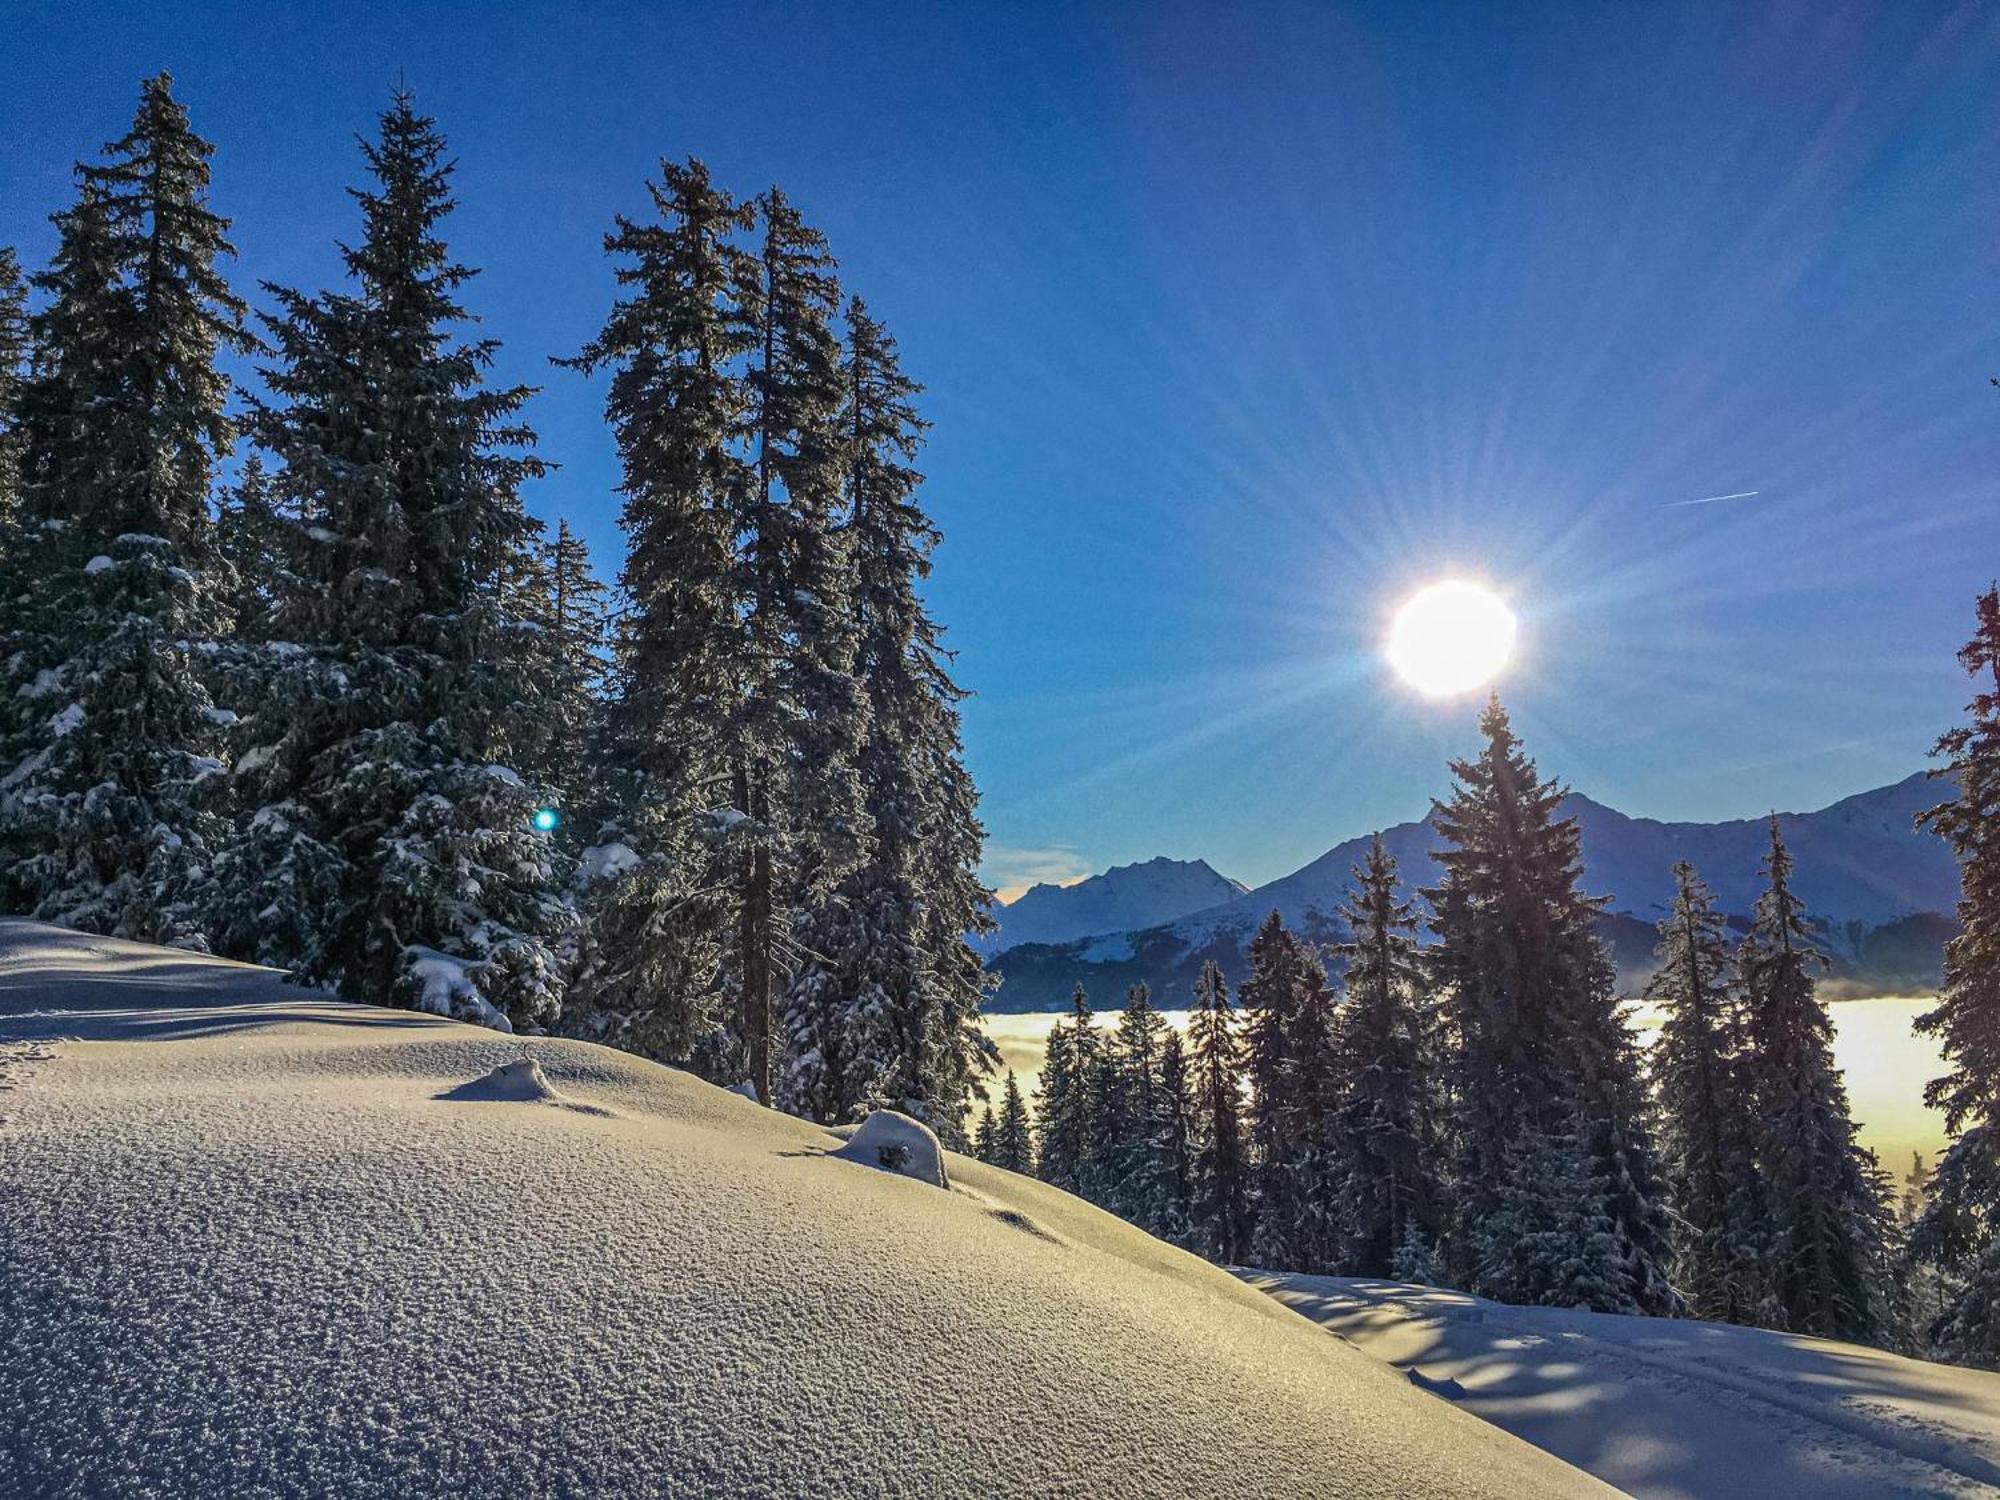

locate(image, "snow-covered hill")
(0, 921), (1601, 1499)
(1245, 1273), (2000, 1499)
(988, 773), (1958, 1010)
(977, 855), (1248, 955)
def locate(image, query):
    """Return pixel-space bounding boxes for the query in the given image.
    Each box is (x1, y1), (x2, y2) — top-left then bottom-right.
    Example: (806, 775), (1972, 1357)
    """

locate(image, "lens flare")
(1386, 581), (1518, 697)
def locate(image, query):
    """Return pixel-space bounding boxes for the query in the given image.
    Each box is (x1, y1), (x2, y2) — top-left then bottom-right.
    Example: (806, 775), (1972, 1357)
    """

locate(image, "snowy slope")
(988, 773), (1958, 1009)
(977, 855), (1247, 956)
(1246, 1273), (2000, 1500)
(0, 922), (1603, 1500)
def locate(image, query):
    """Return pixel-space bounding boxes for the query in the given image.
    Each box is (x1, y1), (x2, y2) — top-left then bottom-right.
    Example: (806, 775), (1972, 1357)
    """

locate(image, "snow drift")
(0, 920), (1600, 1499)
(1248, 1273), (2000, 1499)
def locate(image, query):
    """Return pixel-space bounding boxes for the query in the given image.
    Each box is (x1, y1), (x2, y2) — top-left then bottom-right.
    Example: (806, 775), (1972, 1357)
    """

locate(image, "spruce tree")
(1647, 860), (1770, 1323)
(1741, 818), (1889, 1341)
(993, 1070), (1035, 1174)
(513, 517), (609, 826)
(558, 157), (757, 1064)
(1427, 697), (1674, 1313)
(785, 299), (993, 1135)
(215, 93), (567, 1028)
(1188, 959), (1251, 1264)
(1104, 981), (1168, 1221)
(971, 1104), (997, 1163)
(0, 245), (27, 520)
(1910, 586), (2000, 1368)
(1035, 984), (1103, 1195)
(1332, 835), (1443, 1278)
(1, 74), (247, 945)
(1241, 911), (1302, 1261)
(1152, 1027), (1199, 1248)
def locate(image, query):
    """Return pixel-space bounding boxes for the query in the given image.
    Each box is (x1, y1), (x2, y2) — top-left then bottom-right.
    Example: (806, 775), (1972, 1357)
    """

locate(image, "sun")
(1386, 580), (1518, 697)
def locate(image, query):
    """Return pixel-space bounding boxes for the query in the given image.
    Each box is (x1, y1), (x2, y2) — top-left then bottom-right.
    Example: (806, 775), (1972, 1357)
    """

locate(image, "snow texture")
(832, 1109), (950, 1188)
(0, 920), (1601, 1499)
(577, 841), (640, 882)
(82, 554), (114, 575)
(1246, 1272), (2000, 1499)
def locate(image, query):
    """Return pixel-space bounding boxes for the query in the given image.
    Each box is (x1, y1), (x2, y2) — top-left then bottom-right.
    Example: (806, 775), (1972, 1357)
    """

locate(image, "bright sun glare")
(1386, 580), (1518, 697)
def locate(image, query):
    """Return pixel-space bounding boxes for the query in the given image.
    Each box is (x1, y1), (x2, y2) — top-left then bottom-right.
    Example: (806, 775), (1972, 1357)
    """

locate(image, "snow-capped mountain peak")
(978, 855), (1248, 956)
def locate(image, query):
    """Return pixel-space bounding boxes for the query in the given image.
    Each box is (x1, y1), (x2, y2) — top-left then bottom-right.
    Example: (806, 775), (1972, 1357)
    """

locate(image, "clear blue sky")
(6, 1), (1997, 896)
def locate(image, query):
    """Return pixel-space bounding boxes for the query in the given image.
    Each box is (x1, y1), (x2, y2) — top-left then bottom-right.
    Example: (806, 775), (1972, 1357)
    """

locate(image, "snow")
(48, 702), (84, 738)
(83, 554), (114, 575)
(578, 841), (641, 882)
(234, 743), (274, 777)
(0, 920), (1600, 1499)
(979, 855), (1248, 955)
(17, 666), (62, 699)
(403, 946), (513, 1032)
(833, 1109), (950, 1188)
(481, 762), (523, 787)
(1245, 1273), (2000, 1499)
(203, 706), (240, 726)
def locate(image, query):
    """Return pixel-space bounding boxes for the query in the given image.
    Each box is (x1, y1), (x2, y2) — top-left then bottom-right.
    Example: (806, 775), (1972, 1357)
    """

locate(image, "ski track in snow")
(1246, 1272), (2000, 1499)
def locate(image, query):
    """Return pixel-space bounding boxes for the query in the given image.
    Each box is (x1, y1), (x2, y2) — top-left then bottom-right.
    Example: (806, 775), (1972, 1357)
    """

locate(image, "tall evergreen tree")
(992, 1070), (1035, 1174)
(214, 93), (567, 1028)
(558, 158), (757, 1065)
(1151, 1027), (1199, 1248)
(1035, 984), (1102, 1195)
(513, 517), (609, 826)
(1646, 860), (1770, 1323)
(1188, 959), (1250, 1264)
(1910, 586), (2000, 1368)
(785, 298), (993, 1135)
(0, 245), (27, 520)
(1241, 910), (1304, 1260)
(1427, 697), (1674, 1313)
(1104, 981), (1168, 1220)
(971, 1103), (997, 1164)
(1, 74), (247, 945)
(1331, 835), (1443, 1278)
(1741, 818), (1889, 1341)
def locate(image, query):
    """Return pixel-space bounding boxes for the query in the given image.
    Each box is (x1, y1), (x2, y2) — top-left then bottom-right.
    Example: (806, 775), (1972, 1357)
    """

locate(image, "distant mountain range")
(984, 773), (1960, 1012)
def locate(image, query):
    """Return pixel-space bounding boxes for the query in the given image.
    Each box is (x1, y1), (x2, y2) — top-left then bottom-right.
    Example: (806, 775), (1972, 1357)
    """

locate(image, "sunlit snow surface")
(0, 921), (1600, 1499)
(1247, 1273), (2000, 1499)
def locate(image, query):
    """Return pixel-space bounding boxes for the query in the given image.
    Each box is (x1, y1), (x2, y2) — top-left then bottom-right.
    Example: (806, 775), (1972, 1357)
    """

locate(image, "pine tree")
(1151, 1027), (1199, 1248)
(785, 299), (994, 1136)
(557, 157), (756, 1064)
(0, 245), (27, 520)
(1, 74), (248, 946)
(514, 518), (609, 825)
(1104, 981), (1168, 1221)
(1741, 818), (1889, 1341)
(214, 93), (567, 1028)
(1278, 952), (1344, 1274)
(1647, 860), (1770, 1323)
(1188, 959), (1250, 1264)
(1480, 1113), (1631, 1311)
(1427, 697), (1675, 1313)
(1035, 984), (1103, 1195)
(971, 1104), (997, 1163)
(1909, 586), (2000, 1368)
(1331, 835), (1443, 1278)
(993, 1070), (1035, 1174)
(1241, 910), (1303, 1260)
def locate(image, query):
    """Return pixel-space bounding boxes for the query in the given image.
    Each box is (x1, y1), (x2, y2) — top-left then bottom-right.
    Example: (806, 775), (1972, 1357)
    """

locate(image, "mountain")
(986, 772), (1959, 1011)
(0, 922), (1598, 1499)
(978, 855), (1248, 955)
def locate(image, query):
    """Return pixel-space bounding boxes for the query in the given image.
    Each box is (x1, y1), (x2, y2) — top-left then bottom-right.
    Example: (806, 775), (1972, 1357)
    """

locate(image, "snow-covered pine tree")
(1104, 981), (1168, 1222)
(1427, 697), (1675, 1313)
(1331, 835), (1444, 1278)
(1647, 860), (1770, 1324)
(1035, 984), (1103, 1195)
(0, 245), (27, 520)
(1277, 948), (1344, 1274)
(1189, 959), (1251, 1265)
(993, 1070), (1035, 1174)
(785, 297), (994, 1136)
(1479, 1112), (1631, 1311)
(213, 92), (568, 1028)
(1740, 817), (1890, 1341)
(971, 1104), (997, 1163)
(1151, 1027), (1199, 1248)
(1909, 586), (2000, 1368)
(557, 157), (757, 1064)
(0, 74), (247, 946)
(1241, 910), (1303, 1262)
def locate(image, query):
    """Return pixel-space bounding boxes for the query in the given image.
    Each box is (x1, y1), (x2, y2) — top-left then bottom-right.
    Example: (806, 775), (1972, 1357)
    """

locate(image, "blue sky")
(5, 2), (1998, 896)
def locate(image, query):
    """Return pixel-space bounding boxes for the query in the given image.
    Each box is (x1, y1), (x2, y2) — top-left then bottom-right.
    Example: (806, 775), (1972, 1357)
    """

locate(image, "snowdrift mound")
(0, 920), (1601, 1499)
(1248, 1272), (2000, 1500)
(832, 1108), (950, 1187)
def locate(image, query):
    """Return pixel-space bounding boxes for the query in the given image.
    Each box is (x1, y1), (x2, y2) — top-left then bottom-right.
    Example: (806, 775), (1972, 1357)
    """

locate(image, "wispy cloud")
(982, 845), (1094, 904)
(1664, 489), (1761, 508)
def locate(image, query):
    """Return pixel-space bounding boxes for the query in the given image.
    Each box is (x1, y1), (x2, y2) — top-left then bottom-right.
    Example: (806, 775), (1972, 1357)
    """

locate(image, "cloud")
(982, 845), (1095, 905)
